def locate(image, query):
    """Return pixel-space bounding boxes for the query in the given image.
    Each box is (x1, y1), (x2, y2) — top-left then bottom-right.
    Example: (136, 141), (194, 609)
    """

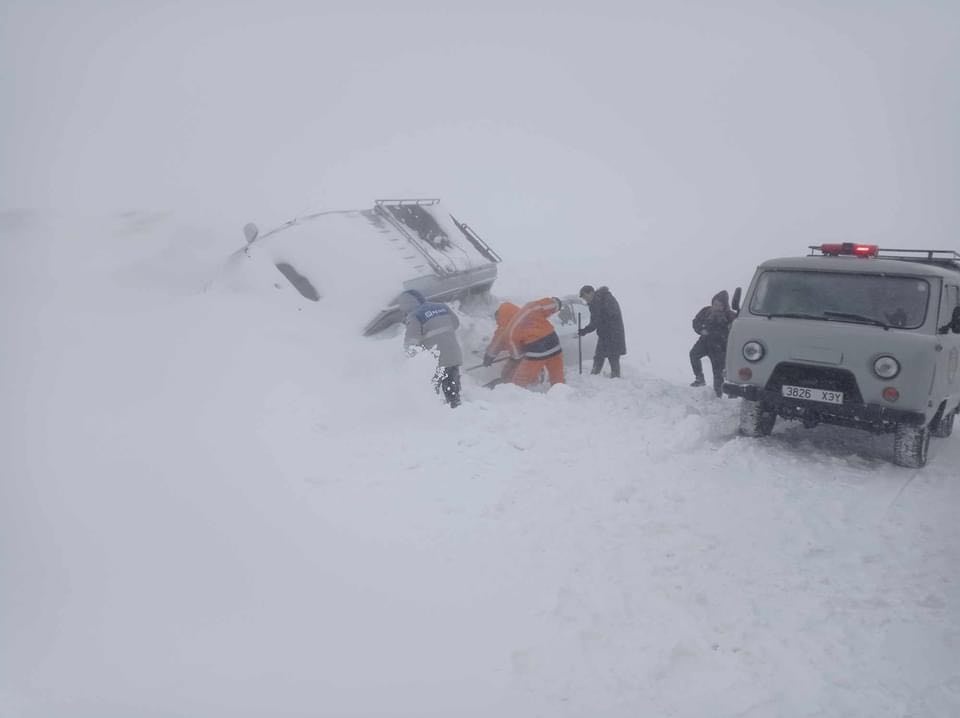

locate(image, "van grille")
(765, 362), (863, 404)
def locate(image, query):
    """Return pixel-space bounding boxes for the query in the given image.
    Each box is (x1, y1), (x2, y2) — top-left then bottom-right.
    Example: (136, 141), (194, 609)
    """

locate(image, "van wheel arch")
(930, 401), (955, 438)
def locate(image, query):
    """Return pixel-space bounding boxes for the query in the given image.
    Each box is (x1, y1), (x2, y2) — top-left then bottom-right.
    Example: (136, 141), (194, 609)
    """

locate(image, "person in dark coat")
(690, 290), (738, 397)
(578, 285), (626, 378)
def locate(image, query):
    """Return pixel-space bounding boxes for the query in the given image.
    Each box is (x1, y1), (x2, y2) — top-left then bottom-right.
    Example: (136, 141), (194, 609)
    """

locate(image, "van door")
(941, 283), (960, 401)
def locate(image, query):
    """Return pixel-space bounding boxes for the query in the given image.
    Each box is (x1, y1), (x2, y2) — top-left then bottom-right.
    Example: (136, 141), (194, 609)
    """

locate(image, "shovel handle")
(577, 313), (583, 374)
(463, 356), (510, 372)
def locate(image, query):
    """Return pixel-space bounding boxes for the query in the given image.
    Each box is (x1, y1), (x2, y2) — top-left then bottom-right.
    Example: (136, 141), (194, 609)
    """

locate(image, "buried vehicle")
(230, 198), (594, 377)
(724, 243), (960, 468)
(236, 198), (502, 332)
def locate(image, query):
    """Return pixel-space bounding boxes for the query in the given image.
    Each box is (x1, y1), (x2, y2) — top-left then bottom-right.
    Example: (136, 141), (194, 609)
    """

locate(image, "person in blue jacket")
(396, 289), (463, 407)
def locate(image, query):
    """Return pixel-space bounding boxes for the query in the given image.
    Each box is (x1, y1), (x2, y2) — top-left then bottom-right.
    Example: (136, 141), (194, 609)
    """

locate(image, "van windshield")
(750, 270), (931, 329)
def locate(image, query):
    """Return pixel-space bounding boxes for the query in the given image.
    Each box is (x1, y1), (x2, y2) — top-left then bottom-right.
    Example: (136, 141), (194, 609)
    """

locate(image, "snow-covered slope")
(1, 213), (958, 718)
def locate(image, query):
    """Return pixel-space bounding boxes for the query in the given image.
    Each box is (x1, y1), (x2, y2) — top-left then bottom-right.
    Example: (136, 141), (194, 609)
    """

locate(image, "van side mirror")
(731, 287), (742, 313)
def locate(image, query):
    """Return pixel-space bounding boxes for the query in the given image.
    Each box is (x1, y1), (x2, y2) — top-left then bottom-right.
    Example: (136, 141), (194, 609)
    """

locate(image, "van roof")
(758, 255), (960, 279)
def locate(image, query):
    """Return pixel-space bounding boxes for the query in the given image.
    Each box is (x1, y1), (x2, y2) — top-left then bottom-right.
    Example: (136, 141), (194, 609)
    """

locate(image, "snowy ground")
(2, 213), (959, 717)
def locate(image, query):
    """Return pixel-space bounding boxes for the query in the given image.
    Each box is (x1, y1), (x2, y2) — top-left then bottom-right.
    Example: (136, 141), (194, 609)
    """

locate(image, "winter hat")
(396, 289), (427, 314)
(712, 290), (729, 308)
(495, 302), (519, 327)
(579, 285), (595, 299)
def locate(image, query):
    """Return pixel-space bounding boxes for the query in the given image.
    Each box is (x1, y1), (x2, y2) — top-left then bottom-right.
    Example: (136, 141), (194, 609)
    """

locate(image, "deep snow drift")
(1, 212), (958, 718)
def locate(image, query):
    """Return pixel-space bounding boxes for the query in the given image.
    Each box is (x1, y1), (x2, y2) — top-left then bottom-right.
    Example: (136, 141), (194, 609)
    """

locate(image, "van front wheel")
(893, 423), (930, 468)
(739, 399), (776, 437)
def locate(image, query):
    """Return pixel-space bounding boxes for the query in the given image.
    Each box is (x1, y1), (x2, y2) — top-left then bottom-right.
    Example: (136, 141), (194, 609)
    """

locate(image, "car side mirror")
(731, 287), (742, 313)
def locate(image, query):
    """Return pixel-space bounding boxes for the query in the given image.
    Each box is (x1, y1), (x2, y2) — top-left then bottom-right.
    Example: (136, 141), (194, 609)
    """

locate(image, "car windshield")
(749, 270), (931, 329)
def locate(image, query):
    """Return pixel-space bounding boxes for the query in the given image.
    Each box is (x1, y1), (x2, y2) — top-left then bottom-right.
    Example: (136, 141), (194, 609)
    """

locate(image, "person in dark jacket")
(397, 289), (463, 407)
(690, 290), (738, 397)
(578, 285), (626, 378)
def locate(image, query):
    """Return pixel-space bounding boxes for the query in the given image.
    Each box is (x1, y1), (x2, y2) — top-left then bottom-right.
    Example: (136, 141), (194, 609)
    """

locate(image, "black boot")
(690, 376), (705, 387)
(439, 366), (462, 407)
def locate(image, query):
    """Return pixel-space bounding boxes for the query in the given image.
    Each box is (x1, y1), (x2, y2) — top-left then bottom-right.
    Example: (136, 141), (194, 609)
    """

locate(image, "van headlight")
(873, 355), (900, 379)
(742, 341), (765, 362)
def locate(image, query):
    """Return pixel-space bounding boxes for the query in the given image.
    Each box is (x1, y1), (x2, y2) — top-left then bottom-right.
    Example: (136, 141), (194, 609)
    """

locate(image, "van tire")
(931, 410), (955, 438)
(893, 423), (930, 468)
(739, 399), (776, 437)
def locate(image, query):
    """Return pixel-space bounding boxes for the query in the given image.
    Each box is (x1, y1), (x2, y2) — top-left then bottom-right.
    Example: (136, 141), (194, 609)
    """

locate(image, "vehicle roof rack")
(875, 247), (960, 263)
(374, 198), (440, 207)
(808, 244), (960, 271)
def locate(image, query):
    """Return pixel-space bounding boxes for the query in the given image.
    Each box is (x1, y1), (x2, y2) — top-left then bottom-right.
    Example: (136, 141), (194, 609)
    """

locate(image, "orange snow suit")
(485, 298), (565, 387)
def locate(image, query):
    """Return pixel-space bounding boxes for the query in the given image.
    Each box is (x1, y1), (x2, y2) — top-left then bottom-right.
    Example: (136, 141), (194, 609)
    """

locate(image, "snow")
(220, 209), (417, 330)
(2, 212), (958, 718)
(3, 2), (959, 715)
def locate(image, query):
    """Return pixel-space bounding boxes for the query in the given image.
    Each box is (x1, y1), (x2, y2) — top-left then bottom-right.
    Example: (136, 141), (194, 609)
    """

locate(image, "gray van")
(724, 244), (960, 467)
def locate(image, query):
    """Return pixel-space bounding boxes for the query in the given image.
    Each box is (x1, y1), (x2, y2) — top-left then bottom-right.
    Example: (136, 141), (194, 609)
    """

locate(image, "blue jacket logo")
(416, 303), (449, 322)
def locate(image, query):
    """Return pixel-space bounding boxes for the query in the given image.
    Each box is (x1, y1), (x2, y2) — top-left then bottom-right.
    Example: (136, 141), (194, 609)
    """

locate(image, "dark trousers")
(591, 355), (621, 378)
(689, 337), (725, 394)
(433, 365), (461, 407)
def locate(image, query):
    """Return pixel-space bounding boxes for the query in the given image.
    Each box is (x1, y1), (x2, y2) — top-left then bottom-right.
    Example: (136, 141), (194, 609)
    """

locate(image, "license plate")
(781, 385), (843, 404)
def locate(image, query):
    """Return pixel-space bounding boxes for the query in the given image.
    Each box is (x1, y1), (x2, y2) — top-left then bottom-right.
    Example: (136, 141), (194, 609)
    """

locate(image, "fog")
(3, 4), (960, 716)
(3, 0), (958, 273)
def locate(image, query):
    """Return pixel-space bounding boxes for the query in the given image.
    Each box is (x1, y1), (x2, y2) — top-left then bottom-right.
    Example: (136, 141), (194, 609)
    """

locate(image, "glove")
(578, 328), (588, 337)
(482, 353), (495, 367)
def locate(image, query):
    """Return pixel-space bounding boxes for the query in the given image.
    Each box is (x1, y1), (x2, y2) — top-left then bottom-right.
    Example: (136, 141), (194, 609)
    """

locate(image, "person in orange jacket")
(482, 297), (565, 387)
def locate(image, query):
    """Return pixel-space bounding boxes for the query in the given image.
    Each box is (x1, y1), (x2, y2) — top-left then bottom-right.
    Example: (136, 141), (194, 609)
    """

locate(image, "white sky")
(2, 0), (958, 265)
(2, 7), (960, 714)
